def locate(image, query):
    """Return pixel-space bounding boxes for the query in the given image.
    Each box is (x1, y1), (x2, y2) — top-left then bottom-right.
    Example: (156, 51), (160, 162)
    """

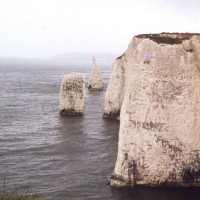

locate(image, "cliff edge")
(110, 33), (200, 186)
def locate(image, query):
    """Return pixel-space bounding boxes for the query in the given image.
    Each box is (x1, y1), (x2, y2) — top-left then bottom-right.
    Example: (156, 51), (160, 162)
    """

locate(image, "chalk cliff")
(111, 33), (200, 186)
(102, 55), (128, 119)
(88, 57), (104, 90)
(60, 73), (85, 116)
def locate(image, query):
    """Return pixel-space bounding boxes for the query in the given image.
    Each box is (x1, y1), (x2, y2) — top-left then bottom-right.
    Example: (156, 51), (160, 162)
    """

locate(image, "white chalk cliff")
(103, 52), (135, 119)
(88, 57), (104, 90)
(59, 73), (85, 116)
(111, 33), (200, 186)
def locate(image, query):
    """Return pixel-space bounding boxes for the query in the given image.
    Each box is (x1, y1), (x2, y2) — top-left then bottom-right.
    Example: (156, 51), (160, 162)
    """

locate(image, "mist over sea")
(0, 58), (200, 200)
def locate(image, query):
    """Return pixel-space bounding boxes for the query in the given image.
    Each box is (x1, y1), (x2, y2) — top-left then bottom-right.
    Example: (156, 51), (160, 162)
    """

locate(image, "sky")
(0, 0), (200, 58)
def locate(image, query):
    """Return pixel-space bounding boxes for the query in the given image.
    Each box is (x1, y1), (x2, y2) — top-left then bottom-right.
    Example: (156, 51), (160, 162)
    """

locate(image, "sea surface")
(0, 61), (200, 200)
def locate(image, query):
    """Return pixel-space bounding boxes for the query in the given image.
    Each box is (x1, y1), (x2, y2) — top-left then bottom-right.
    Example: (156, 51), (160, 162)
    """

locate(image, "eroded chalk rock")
(111, 33), (200, 186)
(102, 56), (127, 119)
(88, 57), (104, 90)
(59, 73), (85, 116)
(103, 33), (200, 120)
(103, 50), (135, 119)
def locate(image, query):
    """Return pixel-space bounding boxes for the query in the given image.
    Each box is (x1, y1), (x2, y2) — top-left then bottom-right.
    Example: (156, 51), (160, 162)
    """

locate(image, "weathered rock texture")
(102, 51), (133, 119)
(111, 33), (200, 186)
(59, 73), (85, 116)
(103, 33), (200, 120)
(88, 57), (104, 90)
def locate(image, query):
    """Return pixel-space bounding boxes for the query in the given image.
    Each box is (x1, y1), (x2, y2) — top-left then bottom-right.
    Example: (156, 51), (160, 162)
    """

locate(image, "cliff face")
(88, 57), (104, 90)
(60, 73), (85, 116)
(111, 33), (200, 186)
(103, 39), (139, 119)
(102, 57), (126, 119)
(103, 33), (200, 119)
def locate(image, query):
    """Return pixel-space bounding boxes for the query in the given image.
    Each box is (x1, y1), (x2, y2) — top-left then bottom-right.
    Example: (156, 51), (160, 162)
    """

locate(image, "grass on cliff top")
(0, 193), (47, 200)
(135, 32), (200, 45)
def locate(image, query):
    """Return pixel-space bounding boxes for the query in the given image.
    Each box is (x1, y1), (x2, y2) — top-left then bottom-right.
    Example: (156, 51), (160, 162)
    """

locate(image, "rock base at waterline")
(60, 109), (84, 117)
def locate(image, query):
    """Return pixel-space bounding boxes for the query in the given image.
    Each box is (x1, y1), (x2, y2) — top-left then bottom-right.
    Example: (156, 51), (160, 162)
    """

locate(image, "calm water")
(0, 62), (200, 200)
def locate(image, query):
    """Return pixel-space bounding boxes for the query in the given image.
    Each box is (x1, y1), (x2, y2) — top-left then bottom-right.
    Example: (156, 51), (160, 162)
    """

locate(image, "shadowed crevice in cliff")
(127, 160), (141, 185)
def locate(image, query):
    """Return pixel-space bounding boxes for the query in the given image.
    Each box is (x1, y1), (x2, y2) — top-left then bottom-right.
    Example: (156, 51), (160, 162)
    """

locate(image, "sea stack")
(59, 73), (85, 116)
(102, 56), (126, 119)
(111, 33), (200, 186)
(88, 57), (104, 90)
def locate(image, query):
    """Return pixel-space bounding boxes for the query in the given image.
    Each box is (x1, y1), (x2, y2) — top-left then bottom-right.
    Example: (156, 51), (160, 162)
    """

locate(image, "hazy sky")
(0, 0), (199, 58)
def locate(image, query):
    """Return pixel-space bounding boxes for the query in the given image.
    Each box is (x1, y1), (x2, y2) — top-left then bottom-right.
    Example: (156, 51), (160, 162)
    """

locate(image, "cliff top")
(135, 33), (200, 45)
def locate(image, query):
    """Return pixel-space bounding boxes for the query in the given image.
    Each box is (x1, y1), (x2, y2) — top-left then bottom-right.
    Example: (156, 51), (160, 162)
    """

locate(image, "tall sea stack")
(102, 54), (128, 119)
(111, 33), (200, 186)
(88, 57), (104, 90)
(59, 73), (85, 116)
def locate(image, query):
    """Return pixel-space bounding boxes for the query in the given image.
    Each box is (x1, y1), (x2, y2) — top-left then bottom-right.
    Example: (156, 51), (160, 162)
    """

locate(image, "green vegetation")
(0, 178), (47, 200)
(135, 33), (200, 45)
(0, 193), (47, 200)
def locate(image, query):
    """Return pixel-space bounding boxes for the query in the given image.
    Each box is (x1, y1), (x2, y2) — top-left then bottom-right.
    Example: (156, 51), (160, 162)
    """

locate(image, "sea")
(0, 59), (200, 200)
